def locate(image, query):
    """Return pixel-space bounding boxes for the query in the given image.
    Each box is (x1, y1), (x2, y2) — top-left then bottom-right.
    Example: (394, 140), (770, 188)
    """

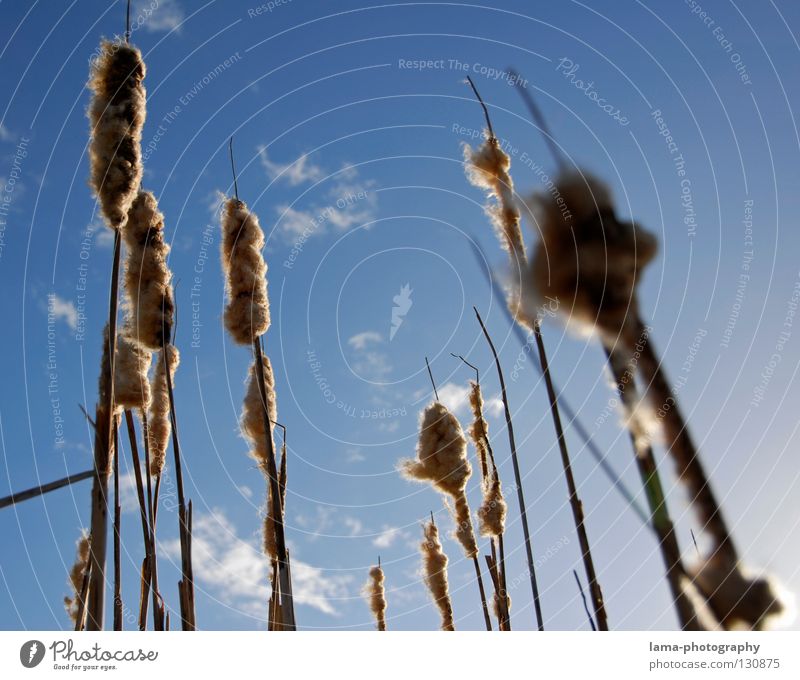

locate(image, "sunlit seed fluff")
(420, 521), (454, 631)
(522, 171), (657, 346)
(467, 382), (489, 479)
(363, 565), (387, 631)
(689, 555), (787, 631)
(147, 345), (179, 477)
(401, 402), (478, 557)
(261, 492), (278, 561)
(64, 531), (90, 624)
(241, 355), (277, 477)
(114, 325), (152, 410)
(87, 41), (146, 230)
(123, 191), (174, 349)
(464, 137), (527, 272)
(220, 198), (270, 345)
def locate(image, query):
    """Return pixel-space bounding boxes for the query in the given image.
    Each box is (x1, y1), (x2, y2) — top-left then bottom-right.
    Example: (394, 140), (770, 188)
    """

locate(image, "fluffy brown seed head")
(261, 490), (278, 561)
(114, 325), (152, 410)
(122, 191), (174, 349)
(363, 565), (387, 631)
(220, 198), (270, 344)
(88, 41), (146, 230)
(420, 521), (454, 631)
(241, 355), (277, 477)
(64, 531), (90, 624)
(689, 555), (786, 631)
(147, 345), (179, 477)
(467, 381), (489, 479)
(464, 137), (527, 272)
(402, 402), (478, 557)
(524, 172), (657, 346)
(477, 475), (507, 538)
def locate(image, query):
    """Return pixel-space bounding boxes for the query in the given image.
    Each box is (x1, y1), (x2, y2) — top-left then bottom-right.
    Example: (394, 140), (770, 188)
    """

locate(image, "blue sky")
(1, 0), (799, 631)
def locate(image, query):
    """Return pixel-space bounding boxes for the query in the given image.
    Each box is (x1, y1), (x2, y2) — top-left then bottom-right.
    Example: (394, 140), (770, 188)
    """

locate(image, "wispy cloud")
(259, 146), (323, 186)
(437, 381), (503, 417)
(347, 331), (382, 351)
(47, 294), (78, 331)
(135, 0), (185, 33)
(0, 123), (13, 142)
(372, 525), (410, 549)
(165, 508), (351, 618)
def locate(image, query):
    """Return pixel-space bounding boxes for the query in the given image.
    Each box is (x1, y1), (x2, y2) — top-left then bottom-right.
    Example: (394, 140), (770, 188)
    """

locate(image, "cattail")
(96, 324), (118, 478)
(401, 402), (478, 557)
(467, 381), (507, 537)
(464, 138), (526, 273)
(114, 325), (152, 410)
(122, 191), (174, 349)
(64, 531), (90, 624)
(220, 198), (270, 345)
(364, 564), (387, 631)
(420, 521), (454, 631)
(147, 345), (179, 477)
(241, 355), (276, 475)
(88, 41), (146, 230)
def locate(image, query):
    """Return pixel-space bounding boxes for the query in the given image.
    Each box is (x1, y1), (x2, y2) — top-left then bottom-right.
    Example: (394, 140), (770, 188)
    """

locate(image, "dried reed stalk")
(420, 519), (455, 631)
(0, 470), (94, 509)
(112, 420), (122, 630)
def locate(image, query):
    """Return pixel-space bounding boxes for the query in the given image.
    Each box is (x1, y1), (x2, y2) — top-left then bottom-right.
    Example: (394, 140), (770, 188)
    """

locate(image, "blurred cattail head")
(220, 198), (270, 345)
(523, 172), (657, 346)
(401, 402), (478, 557)
(114, 325), (152, 411)
(363, 565), (387, 631)
(241, 354), (276, 476)
(420, 520), (454, 631)
(64, 531), (90, 624)
(122, 191), (174, 349)
(87, 41), (146, 230)
(464, 135), (526, 272)
(148, 344), (179, 477)
(689, 555), (788, 631)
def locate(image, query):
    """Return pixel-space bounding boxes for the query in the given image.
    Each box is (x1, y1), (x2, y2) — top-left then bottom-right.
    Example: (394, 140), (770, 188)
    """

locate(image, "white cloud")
(48, 294), (78, 331)
(136, 0), (184, 33)
(436, 381), (503, 417)
(0, 123), (13, 142)
(95, 227), (115, 249)
(353, 351), (392, 381)
(258, 146), (322, 186)
(164, 508), (351, 618)
(347, 331), (382, 351)
(372, 526), (408, 549)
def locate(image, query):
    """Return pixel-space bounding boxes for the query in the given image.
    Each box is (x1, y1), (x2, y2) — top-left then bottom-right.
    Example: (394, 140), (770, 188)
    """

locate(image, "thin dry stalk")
(0, 470), (94, 509)
(420, 520), (455, 631)
(573, 569), (597, 631)
(113, 419), (122, 631)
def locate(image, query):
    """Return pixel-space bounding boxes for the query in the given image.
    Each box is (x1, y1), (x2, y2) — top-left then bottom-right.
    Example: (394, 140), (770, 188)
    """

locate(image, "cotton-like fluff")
(114, 326), (152, 410)
(220, 198), (270, 345)
(364, 565), (387, 631)
(523, 172), (657, 347)
(689, 555), (786, 630)
(147, 345), (179, 476)
(467, 382), (489, 478)
(241, 355), (276, 476)
(420, 521), (454, 631)
(464, 137), (526, 272)
(88, 41), (146, 230)
(401, 403), (478, 557)
(123, 191), (174, 349)
(64, 531), (90, 624)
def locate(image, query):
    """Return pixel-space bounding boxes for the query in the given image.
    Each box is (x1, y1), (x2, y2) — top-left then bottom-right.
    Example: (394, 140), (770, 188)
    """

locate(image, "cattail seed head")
(64, 531), (90, 624)
(420, 521), (454, 631)
(114, 325), (152, 410)
(401, 402), (479, 557)
(467, 381), (489, 478)
(364, 565), (387, 631)
(88, 41), (146, 230)
(523, 172), (657, 346)
(123, 191), (174, 349)
(241, 355), (276, 477)
(220, 198), (270, 345)
(147, 345), (179, 477)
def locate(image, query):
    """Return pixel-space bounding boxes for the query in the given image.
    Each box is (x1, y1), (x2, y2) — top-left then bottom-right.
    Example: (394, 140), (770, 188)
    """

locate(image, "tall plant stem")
(74, 549), (92, 632)
(253, 338), (296, 630)
(604, 346), (701, 630)
(112, 419), (122, 630)
(473, 556), (493, 631)
(87, 227), (122, 631)
(0, 470), (93, 509)
(163, 346), (195, 630)
(141, 412), (163, 630)
(474, 306), (544, 631)
(531, 318), (609, 631)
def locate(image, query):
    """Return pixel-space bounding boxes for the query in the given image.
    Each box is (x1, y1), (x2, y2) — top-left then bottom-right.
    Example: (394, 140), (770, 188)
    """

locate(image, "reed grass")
(420, 519), (455, 631)
(364, 560), (387, 631)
